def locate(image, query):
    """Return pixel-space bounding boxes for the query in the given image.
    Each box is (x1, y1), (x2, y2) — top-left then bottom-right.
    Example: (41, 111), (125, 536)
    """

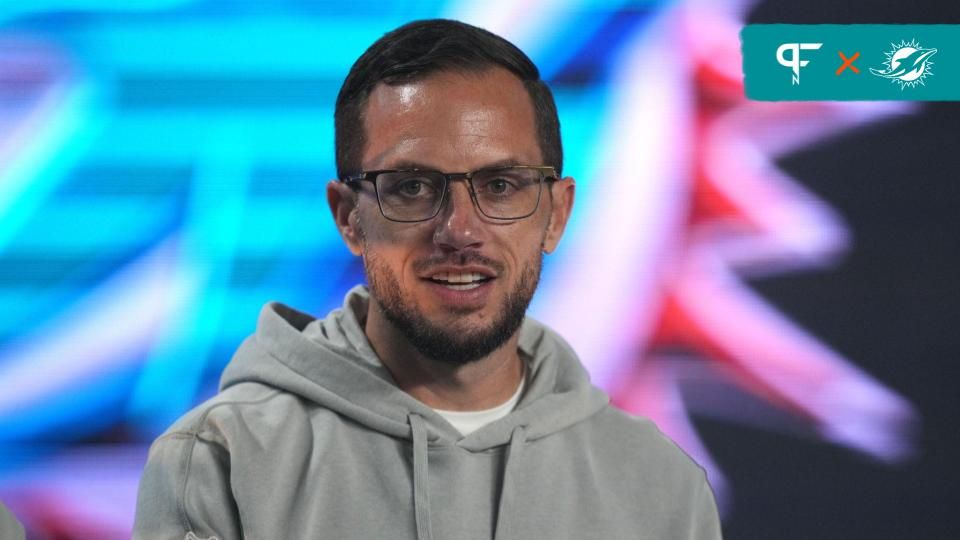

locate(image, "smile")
(428, 272), (493, 290)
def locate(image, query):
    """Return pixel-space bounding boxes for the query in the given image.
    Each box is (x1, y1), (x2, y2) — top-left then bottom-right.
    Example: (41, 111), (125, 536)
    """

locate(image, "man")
(134, 19), (720, 539)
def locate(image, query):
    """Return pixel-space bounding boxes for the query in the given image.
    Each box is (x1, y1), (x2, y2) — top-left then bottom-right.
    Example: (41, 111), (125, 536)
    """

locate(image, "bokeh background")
(0, 0), (957, 538)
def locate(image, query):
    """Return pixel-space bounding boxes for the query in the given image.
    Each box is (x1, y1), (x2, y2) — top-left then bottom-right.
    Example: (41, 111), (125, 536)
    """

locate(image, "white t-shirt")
(433, 375), (526, 436)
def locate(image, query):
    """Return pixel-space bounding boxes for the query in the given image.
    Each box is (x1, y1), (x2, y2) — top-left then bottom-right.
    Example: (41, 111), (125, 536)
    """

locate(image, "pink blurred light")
(0, 445), (147, 539)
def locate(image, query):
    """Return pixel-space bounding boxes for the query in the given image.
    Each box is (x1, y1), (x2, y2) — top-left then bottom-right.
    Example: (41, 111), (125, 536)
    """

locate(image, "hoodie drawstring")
(408, 415), (527, 540)
(409, 414), (434, 540)
(494, 425), (527, 540)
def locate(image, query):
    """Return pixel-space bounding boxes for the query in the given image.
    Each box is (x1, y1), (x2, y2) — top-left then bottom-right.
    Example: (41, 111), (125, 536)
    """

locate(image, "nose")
(432, 180), (485, 251)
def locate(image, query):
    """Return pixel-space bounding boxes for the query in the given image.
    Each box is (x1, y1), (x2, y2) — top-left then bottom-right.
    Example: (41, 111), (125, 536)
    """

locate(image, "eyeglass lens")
(375, 168), (543, 221)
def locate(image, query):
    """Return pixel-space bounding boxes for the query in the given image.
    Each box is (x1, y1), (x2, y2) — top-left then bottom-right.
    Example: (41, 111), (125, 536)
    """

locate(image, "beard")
(363, 249), (541, 366)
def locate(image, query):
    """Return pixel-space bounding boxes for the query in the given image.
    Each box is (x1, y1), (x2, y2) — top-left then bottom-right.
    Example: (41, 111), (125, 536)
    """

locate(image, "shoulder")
(591, 405), (688, 451)
(136, 388), (288, 540)
(572, 406), (722, 537)
(151, 382), (315, 454)
(578, 405), (709, 488)
(138, 383), (324, 513)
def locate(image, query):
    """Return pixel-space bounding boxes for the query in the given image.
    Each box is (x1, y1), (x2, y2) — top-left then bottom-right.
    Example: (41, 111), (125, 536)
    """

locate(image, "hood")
(219, 285), (608, 450)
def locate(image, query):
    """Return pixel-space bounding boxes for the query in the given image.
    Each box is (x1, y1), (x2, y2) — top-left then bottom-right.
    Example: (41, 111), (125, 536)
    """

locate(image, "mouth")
(426, 271), (495, 291)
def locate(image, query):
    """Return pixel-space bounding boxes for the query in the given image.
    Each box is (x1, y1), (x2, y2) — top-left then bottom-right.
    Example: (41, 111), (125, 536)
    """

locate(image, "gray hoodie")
(134, 286), (720, 539)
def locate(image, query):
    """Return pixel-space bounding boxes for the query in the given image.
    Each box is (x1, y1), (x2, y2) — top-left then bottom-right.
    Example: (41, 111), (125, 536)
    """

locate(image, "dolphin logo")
(871, 40), (937, 88)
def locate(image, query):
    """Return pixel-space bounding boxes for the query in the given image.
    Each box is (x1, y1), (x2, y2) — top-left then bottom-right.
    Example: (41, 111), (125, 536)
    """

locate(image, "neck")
(364, 297), (525, 412)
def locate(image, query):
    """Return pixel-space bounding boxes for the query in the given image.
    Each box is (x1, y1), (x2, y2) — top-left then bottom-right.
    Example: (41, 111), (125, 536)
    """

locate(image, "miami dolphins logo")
(870, 39), (937, 89)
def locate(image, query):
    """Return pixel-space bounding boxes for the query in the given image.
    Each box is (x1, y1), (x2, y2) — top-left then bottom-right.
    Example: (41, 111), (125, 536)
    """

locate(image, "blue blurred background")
(0, 0), (957, 538)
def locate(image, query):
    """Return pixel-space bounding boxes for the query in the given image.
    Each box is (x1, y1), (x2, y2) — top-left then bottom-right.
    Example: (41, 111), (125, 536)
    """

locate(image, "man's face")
(339, 68), (573, 364)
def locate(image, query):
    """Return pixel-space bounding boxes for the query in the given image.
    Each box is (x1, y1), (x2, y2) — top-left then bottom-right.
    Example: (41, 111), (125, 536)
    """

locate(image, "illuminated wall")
(0, 1), (956, 538)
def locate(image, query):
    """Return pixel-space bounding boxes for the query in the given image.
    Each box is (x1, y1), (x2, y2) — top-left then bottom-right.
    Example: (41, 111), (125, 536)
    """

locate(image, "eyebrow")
(380, 158), (524, 171)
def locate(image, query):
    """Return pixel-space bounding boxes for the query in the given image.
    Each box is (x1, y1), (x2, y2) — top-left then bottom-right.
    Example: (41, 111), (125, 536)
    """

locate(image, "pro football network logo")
(776, 42), (823, 84)
(870, 39), (937, 89)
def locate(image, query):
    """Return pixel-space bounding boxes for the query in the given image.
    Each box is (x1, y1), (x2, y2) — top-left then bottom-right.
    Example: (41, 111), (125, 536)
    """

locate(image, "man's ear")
(327, 180), (363, 256)
(542, 177), (575, 254)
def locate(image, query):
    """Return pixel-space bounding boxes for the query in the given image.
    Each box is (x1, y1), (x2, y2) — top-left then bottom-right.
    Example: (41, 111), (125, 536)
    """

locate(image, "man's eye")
(489, 179), (508, 194)
(484, 178), (517, 195)
(397, 180), (426, 196)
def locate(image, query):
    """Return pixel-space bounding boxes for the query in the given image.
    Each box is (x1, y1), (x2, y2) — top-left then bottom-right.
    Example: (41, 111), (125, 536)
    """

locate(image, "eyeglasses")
(340, 166), (558, 223)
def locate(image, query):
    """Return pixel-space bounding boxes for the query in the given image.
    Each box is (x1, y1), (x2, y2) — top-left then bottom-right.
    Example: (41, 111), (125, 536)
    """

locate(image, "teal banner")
(742, 24), (959, 101)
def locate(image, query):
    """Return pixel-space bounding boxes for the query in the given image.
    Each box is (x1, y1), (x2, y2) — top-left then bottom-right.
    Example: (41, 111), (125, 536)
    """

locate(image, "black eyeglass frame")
(339, 165), (559, 223)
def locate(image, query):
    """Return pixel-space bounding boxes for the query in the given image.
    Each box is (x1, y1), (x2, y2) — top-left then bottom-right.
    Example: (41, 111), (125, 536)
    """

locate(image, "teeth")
(445, 282), (481, 291)
(430, 272), (486, 284)
(450, 272), (479, 283)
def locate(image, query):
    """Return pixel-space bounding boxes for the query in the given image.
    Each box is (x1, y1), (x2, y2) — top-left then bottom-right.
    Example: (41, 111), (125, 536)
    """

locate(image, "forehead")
(361, 68), (541, 171)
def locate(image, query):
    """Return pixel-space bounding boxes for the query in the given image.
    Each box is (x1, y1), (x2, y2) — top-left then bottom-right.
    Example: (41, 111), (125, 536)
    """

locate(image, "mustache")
(413, 252), (505, 274)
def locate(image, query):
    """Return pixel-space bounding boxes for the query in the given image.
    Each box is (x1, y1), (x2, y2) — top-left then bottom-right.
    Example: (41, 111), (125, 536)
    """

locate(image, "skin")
(327, 67), (575, 411)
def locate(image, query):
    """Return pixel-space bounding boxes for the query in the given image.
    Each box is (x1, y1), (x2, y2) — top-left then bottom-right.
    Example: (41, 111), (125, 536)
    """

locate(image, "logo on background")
(776, 42), (823, 85)
(870, 39), (938, 89)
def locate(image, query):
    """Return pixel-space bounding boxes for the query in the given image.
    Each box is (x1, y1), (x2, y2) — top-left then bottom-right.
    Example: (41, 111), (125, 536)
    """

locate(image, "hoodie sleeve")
(133, 432), (242, 540)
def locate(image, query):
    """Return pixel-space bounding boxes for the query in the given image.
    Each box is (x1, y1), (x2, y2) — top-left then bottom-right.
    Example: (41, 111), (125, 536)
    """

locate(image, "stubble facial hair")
(362, 237), (542, 366)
